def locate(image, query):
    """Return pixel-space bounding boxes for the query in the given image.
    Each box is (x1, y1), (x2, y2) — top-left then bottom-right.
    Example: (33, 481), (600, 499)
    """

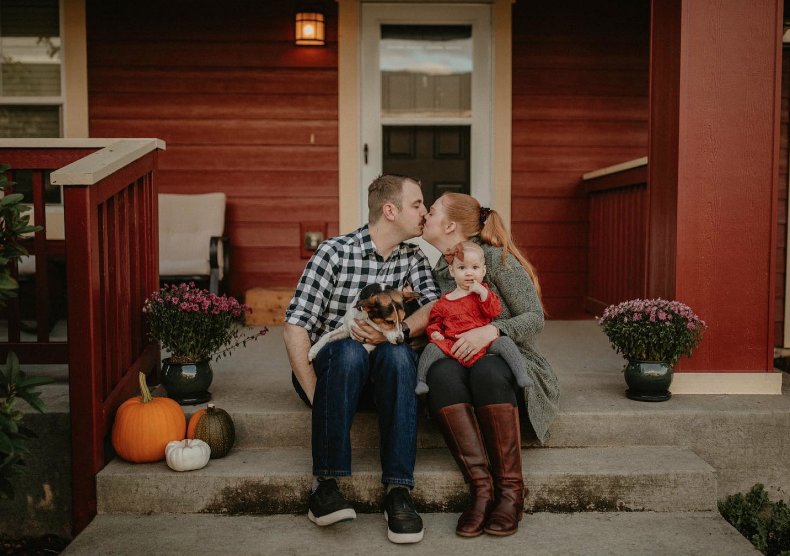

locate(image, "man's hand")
(351, 320), (387, 345)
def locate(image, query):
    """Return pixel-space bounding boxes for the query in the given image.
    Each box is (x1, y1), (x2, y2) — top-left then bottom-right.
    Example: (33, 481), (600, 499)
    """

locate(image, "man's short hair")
(368, 174), (420, 224)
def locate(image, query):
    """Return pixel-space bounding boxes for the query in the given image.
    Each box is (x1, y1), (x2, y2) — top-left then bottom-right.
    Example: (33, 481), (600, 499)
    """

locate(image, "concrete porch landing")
(52, 321), (790, 554)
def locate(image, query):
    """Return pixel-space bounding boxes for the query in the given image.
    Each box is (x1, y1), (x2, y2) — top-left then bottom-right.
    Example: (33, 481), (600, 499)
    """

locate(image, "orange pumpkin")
(112, 372), (186, 463)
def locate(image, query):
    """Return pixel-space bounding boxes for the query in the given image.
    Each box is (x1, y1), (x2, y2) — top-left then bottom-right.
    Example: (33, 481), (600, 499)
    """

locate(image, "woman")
(420, 192), (560, 538)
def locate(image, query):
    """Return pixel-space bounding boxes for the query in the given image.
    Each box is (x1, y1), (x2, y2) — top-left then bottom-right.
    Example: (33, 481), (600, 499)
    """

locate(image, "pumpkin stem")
(138, 372), (153, 403)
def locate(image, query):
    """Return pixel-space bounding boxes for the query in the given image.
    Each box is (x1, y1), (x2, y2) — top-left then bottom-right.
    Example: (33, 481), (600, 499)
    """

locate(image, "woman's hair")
(441, 192), (542, 299)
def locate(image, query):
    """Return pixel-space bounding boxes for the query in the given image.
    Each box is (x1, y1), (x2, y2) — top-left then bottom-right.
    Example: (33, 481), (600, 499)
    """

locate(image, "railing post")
(62, 183), (104, 534)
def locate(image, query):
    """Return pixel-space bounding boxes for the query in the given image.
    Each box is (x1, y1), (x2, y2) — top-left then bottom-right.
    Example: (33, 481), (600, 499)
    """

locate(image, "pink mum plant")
(143, 282), (267, 363)
(597, 298), (706, 366)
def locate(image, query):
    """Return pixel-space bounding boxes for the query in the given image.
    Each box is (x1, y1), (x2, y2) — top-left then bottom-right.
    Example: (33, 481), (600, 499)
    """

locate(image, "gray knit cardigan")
(427, 241), (560, 444)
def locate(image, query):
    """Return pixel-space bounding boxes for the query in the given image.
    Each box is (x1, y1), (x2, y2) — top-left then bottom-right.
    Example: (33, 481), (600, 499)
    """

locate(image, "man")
(283, 174), (439, 544)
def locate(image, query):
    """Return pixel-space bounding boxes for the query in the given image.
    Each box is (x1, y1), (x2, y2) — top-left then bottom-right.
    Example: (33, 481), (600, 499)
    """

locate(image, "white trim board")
(671, 372), (783, 395)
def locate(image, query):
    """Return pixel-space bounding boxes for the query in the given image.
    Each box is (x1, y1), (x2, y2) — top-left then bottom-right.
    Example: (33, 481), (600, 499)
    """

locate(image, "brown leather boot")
(434, 403), (495, 537)
(476, 403), (526, 537)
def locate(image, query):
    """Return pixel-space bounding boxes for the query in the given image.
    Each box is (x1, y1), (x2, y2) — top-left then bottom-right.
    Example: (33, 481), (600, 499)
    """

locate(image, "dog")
(307, 283), (422, 362)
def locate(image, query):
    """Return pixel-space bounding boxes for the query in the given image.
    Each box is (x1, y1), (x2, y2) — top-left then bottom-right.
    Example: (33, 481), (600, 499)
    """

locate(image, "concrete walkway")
(63, 512), (759, 555)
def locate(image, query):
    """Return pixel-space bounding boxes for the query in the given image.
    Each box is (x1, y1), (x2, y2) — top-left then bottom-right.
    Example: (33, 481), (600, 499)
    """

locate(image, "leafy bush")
(719, 484), (790, 555)
(0, 164), (51, 499)
(0, 353), (52, 499)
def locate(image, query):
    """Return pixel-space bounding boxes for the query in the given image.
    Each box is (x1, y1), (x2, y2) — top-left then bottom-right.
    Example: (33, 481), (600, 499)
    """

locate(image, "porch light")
(295, 12), (325, 46)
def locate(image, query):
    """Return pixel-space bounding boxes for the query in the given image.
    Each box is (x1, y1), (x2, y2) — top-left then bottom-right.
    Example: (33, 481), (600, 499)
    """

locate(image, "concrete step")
(63, 512), (759, 556)
(97, 446), (716, 515)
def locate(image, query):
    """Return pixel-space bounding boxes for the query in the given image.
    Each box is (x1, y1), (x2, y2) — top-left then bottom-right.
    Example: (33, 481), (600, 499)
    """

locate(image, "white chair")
(158, 193), (229, 294)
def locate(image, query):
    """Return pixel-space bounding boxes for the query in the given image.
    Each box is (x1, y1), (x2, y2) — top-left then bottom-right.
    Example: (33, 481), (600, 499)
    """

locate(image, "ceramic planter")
(161, 358), (213, 405)
(623, 360), (672, 401)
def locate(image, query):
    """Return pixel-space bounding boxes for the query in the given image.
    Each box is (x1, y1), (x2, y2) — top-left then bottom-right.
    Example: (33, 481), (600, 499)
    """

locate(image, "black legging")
(425, 354), (523, 414)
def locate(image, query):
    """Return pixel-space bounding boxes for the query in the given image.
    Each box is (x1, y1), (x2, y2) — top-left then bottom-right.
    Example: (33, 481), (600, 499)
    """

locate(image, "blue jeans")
(292, 338), (418, 487)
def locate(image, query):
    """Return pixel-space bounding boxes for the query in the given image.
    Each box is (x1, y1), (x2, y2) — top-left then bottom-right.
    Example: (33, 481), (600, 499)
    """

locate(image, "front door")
(360, 4), (492, 240)
(383, 125), (470, 209)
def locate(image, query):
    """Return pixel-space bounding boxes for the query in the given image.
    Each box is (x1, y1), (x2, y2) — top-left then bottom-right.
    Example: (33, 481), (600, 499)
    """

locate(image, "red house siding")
(86, 1), (339, 297)
(777, 52), (789, 346)
(511, 1), (650, 317)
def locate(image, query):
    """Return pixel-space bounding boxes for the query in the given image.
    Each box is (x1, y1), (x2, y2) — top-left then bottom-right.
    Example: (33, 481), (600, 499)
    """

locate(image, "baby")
(416, 241), (533, 394)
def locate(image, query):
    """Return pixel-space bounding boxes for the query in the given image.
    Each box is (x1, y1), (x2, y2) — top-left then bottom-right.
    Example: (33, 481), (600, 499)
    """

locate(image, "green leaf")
(0, 193), (24, 206)
(0, 432), (14, 455)
(17, 391), (46, 414)
(0, 273), (19, 291)
(0, 414), (18, 434)
(16, 375), (54, 389)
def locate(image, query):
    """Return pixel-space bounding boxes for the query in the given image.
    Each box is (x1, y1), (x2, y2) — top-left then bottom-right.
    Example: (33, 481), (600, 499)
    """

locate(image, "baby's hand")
(469, 281), (488, 300)
(431, 331), (445, 341)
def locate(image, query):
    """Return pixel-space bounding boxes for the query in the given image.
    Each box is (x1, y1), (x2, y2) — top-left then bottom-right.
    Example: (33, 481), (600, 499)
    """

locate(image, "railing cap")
(49, 139), (166, 186)
(582, 157), (648, 181)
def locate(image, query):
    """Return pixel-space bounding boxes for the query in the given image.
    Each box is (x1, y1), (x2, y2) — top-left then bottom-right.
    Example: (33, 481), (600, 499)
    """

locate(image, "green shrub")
(0, 164), (51, 499)
(719, 484), (790, 555)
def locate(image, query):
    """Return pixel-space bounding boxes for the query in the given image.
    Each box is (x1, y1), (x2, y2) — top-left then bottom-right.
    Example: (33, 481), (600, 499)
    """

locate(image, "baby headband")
(479, 206), (491, 226)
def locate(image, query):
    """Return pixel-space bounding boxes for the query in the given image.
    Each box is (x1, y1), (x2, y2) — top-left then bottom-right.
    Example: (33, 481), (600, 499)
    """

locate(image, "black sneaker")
(308, 478), (357, 526)
(382, 487), (424, 544)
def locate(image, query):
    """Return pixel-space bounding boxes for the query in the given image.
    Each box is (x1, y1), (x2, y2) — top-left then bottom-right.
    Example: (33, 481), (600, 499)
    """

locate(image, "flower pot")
(623, 360), (672, 402)
(161, 358), (213, 405)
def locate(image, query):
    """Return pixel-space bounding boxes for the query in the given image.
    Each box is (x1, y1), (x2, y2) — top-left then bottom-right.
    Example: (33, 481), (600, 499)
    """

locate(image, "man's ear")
(382, 202), (398, 222)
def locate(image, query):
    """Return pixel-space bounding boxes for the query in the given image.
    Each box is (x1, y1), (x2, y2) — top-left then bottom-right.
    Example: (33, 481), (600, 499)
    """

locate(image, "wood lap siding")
(778, 52), (790, 347)
(86, 1), (339, 296)
(511, 1), (650, 318)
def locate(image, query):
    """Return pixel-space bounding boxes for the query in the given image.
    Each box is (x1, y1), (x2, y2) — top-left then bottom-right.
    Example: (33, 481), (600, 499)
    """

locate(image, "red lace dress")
(425, 284), (502, 367)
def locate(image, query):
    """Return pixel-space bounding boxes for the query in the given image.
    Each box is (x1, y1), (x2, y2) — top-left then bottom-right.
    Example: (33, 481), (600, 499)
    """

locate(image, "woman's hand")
(451, 324), (498, 363)
(352, 320), (387, 345)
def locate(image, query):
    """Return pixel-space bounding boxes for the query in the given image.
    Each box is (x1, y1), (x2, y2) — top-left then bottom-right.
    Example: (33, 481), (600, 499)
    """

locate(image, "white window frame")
(359, 3), (493, 226)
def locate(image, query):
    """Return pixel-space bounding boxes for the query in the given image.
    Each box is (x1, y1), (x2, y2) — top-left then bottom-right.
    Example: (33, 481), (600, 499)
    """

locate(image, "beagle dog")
(307, 284), (421, 362)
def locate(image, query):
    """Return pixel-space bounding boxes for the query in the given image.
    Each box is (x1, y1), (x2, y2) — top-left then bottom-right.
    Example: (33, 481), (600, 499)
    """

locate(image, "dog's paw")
(307, 345), (319, 362)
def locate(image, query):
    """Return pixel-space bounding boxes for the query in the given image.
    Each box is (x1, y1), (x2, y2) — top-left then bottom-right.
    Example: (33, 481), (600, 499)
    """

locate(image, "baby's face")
(449, 251), (486, 290)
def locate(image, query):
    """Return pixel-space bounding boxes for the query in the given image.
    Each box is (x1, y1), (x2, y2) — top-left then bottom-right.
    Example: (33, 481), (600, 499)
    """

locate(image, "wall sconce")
(295, 12), (325, 46)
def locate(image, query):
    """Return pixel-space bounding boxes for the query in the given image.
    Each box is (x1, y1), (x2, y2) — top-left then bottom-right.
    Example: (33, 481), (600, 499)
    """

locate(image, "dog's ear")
(355, 297), (375, 311)
(402, 290), (423, 301)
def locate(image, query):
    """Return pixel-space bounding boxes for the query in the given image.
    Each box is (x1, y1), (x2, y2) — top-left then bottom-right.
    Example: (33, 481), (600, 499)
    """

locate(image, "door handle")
(364, 143), (368, 165)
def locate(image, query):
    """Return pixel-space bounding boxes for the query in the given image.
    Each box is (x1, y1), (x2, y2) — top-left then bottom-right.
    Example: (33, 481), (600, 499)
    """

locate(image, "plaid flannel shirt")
(285, 225), (440, 343)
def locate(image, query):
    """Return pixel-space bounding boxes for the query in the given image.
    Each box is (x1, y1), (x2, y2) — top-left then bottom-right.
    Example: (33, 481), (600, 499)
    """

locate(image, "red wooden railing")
(584, 160), (648, 314)
(0, 148), (96, 362)
(52, 140), (165, 534)
(0, 139), (165, 535)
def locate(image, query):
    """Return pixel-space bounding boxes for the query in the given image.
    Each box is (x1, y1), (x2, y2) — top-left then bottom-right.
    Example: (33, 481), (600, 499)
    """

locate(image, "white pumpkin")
(165, 438), (211, 471)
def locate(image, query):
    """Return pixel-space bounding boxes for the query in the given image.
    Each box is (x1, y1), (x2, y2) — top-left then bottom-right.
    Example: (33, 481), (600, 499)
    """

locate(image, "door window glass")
(380, 25), (472, 120)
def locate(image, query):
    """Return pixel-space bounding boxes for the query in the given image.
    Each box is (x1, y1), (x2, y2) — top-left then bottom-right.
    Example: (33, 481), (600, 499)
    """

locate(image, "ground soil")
(0, 535), (69, 555)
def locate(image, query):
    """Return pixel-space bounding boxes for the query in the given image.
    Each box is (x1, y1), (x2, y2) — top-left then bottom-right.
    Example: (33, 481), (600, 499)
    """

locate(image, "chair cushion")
(158, 193), (226, 278)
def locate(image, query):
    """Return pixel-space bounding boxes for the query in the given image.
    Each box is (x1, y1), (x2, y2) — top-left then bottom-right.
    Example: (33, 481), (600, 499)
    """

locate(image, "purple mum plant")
(597, 298), (706, 366)
(143, 282), (267, 363)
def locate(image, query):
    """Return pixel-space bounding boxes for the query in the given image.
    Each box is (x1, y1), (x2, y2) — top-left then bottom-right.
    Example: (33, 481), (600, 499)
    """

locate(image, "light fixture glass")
(295, 12), (325, 46)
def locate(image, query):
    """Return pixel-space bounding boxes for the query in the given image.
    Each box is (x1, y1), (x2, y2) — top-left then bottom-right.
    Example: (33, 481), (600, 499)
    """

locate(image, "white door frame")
(359, 3), (493, 226)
